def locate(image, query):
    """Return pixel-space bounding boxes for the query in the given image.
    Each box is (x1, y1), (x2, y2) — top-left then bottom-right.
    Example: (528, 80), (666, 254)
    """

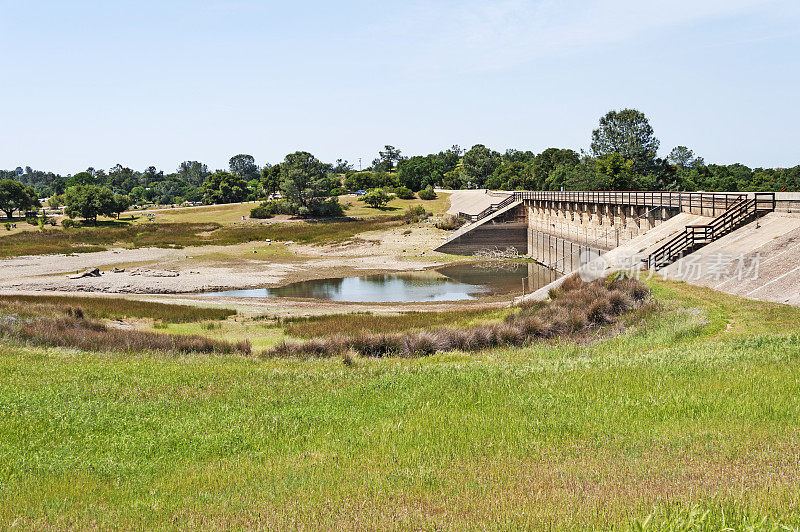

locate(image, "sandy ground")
(0, 225), (456, 295)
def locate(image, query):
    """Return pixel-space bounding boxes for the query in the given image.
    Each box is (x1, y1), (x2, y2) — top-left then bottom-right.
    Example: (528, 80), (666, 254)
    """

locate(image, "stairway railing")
(646, 193), (775, 269)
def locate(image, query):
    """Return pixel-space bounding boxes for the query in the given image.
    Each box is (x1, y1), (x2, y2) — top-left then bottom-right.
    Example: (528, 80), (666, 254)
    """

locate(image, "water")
(203, 262), (559, 303)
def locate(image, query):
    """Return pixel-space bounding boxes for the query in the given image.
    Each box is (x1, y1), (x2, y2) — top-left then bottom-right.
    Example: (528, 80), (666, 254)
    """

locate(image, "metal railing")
(647, 193), (775, 269)
(457, 190), (749, 226)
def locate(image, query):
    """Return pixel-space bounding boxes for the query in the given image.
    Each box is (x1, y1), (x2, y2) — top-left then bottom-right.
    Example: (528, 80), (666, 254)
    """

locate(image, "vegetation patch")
(0, 217), (404, 257)
(270, 274), (650, 358)
(281, 308), (505, 338)
(0, 315), (251, 355)
(0, 294), (235, 323)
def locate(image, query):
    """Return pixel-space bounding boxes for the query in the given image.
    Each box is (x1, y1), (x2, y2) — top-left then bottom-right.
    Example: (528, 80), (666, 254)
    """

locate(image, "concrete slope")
(520, 212), (711, 302)
(435, 201), (524, 255)
(445, 190), (511, 216)
(659, 212), (800, 306)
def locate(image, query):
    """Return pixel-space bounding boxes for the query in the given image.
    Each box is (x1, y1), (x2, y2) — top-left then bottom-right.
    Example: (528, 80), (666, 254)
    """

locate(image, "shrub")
(394, 186), (415, 199)
(435, 214), (465, 230)
(403, 205), (430, 223)
(3, 222), (9, 231)
(0, 315), (250, 356)
(360, 189), (391, 209)
(249, 204), (273, 219)
(417, 185), (437, 200)
(61, 218), (81, 229)
(329, 187), (347, 196)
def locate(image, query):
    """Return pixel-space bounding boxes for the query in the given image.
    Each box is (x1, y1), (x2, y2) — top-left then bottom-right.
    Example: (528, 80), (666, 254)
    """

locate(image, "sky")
(1, 0), (799, 174)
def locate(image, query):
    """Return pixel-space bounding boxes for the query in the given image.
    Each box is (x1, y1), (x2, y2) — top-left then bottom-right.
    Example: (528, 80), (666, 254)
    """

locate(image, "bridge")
(437, 190), (800, 306)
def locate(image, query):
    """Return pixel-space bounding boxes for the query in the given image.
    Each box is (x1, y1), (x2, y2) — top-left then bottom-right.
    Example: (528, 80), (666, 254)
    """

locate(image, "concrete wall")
(525, 200), (680, 273)
(435, 221), (528, 255)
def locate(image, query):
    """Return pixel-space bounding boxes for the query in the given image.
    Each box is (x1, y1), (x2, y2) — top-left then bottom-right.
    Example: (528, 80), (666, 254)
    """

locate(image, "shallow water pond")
(203, 262), (558, 303)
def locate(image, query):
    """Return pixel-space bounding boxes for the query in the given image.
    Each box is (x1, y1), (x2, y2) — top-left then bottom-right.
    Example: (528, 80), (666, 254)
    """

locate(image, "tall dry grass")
(0, 294), (236, 323)
(0, 315), (251, 356)
(269, 274), (650, 359)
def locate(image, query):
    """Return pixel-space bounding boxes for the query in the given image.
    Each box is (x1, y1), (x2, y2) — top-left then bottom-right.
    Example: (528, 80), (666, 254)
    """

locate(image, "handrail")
(457, 190), (750, 225)
(646, 193), (775, 269)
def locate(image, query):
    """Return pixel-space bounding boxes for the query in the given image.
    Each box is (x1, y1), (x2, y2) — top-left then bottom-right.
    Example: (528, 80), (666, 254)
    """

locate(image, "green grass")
(280, 308), (508, 338)
(0, 217), (404, 257)
(3, 280), (800, 528)
(0, 294), (236, 323)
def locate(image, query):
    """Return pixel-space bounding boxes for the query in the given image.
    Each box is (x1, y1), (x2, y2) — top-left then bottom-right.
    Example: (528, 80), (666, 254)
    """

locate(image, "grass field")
(2, 279), (800, 528)
(338, 193), (451, 218)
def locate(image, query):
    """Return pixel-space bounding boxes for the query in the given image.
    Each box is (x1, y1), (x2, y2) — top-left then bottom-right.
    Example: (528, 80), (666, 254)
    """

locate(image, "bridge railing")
(512, 191), (747, 215)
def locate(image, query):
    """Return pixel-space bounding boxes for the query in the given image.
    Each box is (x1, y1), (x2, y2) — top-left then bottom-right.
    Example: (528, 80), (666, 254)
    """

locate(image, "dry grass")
(0, 217), (405, 257)
(0, 315), (251, 355)
(0, 294), (235, 323)
(270, 274), (650, 358)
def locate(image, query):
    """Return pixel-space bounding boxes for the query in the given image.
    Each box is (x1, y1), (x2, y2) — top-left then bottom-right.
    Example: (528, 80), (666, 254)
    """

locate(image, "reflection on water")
(204, 262), (560, 302)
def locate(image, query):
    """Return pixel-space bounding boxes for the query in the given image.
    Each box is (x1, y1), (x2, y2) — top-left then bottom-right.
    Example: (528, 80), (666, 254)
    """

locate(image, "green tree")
(279, 151), (330, 207)
(0, 179), (40, 219)
(591, 109), (660, 174)
(596, 154), (635, 190)
(228, 154), (259, 180)
(112, 194), (130, 218)
(360, 188), (390, 208)
(201, 171), (249, 204)
(260, 164), (281, 199)
(667, 146), (704, 170)
(371, 145), (403, 172)
(64, 185), (116, 223)
(460, 144), (501, 188)
(177, 161), (209, 187)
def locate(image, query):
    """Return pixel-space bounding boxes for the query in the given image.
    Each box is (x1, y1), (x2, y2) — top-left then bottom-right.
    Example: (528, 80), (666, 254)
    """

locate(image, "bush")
(4, 222), (9, 231)
(394, 186), (415, 199)
(249, 204), (273, 219)
(417, 185), (437, 200)
(329, 187), (347, 196)
(307, 197), (345, 218)
(435, 214), (465, 230)
(403, 205), (430, 223)
(61, 218), (82, 229)
(360, 189), (391, 209)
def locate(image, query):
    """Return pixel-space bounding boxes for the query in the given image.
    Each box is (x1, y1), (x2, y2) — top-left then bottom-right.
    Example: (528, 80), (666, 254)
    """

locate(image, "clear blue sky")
(2, 0), (799, 174)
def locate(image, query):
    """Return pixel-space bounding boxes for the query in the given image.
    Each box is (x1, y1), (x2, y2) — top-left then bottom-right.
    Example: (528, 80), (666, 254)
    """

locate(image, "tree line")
(2, 108), (799, 222)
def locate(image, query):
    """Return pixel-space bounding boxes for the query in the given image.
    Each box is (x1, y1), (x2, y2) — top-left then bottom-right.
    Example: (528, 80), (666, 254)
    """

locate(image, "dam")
(438, 190), (800, 306)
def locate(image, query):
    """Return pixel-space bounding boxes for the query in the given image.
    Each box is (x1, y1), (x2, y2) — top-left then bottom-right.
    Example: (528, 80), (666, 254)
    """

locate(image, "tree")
(0, 179), (40, 219)
(112, 194), (130, 218)
(229, 154), (259, 180)
(332, 159), (353, 174)
(668, 146), (704, 169)
(177, 161), (209, 187)
(596, 154), (635, 190)
(372, 145), (403, 172)
(532, 148), (580, 189)
(259, 164), (281, 199)
(591, 109), (660, 174)
(360, 188), (390, 208)
(279, 151), (329, 207)
(64, 185), (116, 223)
(460, 144), (501, 188)
(201, 171), (249, 204)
